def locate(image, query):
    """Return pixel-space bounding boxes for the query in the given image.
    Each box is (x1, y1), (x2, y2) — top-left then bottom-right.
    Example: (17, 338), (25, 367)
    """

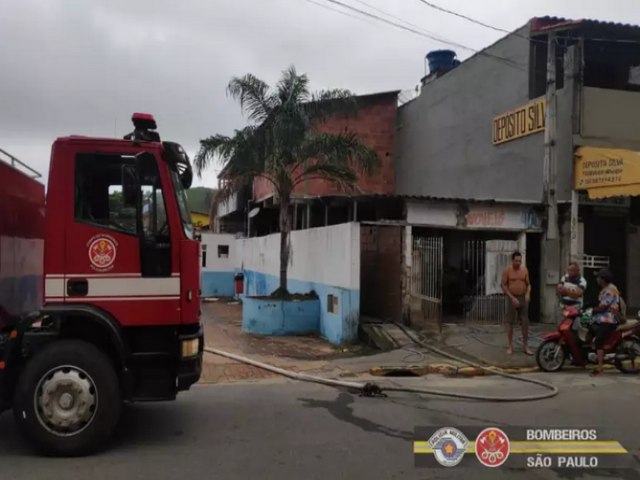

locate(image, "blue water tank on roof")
(426, 50), (458, 74)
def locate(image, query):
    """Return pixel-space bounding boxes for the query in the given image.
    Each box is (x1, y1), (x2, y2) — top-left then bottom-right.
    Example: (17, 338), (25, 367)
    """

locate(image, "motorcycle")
(536, 306), (640, 373)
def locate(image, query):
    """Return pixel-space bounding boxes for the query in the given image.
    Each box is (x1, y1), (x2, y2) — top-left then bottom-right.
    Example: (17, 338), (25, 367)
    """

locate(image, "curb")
(369, 362), (617, 378)
(369, 364), (539, 377)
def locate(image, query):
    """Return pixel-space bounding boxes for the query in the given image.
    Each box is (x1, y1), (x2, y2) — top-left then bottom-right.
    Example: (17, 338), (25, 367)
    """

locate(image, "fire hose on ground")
(204, 324), (559, 403)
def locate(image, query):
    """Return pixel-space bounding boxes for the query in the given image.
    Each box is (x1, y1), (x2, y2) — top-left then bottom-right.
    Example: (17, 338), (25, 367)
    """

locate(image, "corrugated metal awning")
(530, 16), (640, 34)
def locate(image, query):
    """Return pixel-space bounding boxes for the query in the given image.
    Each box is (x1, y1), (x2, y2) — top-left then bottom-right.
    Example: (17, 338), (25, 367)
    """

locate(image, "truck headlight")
(181, 338), (199, 358)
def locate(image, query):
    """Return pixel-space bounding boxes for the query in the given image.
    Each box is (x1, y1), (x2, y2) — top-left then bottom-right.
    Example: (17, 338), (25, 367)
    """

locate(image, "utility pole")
(543, 33), (558, 241)
(568, 39), (584, 262)
(541, 32), (561, 322)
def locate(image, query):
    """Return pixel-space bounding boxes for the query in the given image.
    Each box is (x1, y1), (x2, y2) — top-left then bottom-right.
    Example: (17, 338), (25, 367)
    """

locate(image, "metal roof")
(287, 193), (542, 206)
(530, 16), (640, 34)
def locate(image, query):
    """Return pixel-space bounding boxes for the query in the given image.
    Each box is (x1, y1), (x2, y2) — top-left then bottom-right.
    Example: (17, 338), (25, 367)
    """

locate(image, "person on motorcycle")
(586, 268), (621, 377)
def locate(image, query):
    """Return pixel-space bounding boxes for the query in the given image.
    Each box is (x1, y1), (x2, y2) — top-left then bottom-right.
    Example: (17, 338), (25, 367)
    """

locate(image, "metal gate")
(411, 236), (443, 325)
(460, 239), (516, 324)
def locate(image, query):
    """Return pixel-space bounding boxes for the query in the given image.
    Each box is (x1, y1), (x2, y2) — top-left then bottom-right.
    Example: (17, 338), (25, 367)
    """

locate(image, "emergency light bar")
(131, 112), (157, 130)
(124, 112), (160, 142)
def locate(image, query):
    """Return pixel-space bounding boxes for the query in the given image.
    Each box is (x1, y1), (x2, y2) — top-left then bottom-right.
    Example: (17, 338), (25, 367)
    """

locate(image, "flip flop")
(590, 370), (603, 377)
(523, 348), (533, 356)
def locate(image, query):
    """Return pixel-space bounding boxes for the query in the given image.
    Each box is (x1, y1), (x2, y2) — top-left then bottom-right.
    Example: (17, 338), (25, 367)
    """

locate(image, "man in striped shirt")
(556, 262), (587, 309)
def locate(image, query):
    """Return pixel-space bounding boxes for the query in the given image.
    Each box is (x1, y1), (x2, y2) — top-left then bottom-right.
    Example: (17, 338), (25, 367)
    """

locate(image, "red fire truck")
(0, 114), (203, 456)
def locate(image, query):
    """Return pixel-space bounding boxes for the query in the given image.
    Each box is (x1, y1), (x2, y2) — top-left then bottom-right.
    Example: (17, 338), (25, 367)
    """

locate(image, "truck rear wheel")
(13, 339), (122, 456)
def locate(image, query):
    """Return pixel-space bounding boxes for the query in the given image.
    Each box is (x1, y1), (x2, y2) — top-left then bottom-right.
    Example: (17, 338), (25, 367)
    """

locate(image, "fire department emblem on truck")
(88, 235), (118, 272)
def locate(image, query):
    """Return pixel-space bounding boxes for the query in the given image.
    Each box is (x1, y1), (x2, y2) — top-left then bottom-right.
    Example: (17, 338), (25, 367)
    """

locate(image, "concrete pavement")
(201, 300), (371, 383)
(436, 322), (551, 369)
(200, 300), (548, 385)
(2, 371), (640, 479)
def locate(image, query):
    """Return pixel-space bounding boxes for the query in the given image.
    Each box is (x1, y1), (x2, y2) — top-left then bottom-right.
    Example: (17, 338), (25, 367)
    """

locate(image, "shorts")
(589, 323), (617, 350)
(508, 295), (529, 326)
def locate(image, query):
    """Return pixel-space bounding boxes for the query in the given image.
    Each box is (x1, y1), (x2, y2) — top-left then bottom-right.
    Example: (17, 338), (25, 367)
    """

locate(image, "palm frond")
(292, 163), (357, 191)
(194, 134), (232, 177)
(306, 89), (357, 123)
(195, 125), (270, 182)
(276, 66), (310, 106)
(227, 74), (276, 123)
(301, 131), (380, 175)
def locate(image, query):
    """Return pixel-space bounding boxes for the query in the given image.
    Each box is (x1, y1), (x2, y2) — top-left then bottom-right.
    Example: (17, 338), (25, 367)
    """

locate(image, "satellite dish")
(248, 207), (260, 218)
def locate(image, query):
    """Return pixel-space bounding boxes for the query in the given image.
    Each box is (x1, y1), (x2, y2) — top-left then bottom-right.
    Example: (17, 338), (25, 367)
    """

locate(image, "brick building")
(215, 90), (402, 236)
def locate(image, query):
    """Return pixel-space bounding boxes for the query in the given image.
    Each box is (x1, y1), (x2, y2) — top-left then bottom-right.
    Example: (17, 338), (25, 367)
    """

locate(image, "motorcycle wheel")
(615, 338), (640, 374)
(536, 340), (566, 372)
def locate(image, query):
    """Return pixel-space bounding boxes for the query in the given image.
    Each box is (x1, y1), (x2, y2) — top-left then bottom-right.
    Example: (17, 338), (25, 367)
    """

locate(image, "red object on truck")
(0, 153), (45, 330)
(0, 115), (203, 456)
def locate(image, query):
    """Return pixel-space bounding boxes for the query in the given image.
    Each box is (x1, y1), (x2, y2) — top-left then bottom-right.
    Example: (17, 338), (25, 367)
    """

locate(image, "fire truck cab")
(0, 114), (203, 456)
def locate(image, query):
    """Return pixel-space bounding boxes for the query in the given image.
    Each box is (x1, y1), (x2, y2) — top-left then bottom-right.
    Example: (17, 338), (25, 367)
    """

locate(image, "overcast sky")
(2, 0), (640, 187)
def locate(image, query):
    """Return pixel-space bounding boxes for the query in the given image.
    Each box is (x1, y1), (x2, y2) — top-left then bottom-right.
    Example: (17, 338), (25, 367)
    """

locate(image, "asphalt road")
(2, 373), (640, 480)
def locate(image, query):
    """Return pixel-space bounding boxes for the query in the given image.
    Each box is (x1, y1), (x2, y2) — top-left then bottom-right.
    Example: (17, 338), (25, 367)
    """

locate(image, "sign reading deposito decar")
(492, 98), (545, 145)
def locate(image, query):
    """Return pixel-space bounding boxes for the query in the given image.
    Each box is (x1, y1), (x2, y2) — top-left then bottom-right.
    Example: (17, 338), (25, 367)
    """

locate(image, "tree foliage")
(195, 66), (379, 293)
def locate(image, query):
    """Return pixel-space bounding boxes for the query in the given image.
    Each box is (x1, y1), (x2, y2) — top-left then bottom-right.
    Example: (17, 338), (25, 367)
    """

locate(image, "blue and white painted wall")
(238, 223), (361, 345)
(200, 233), (237, 298)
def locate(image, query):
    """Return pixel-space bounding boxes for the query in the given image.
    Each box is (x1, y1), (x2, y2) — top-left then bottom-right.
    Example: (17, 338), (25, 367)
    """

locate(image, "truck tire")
(13, 339), (122, 456)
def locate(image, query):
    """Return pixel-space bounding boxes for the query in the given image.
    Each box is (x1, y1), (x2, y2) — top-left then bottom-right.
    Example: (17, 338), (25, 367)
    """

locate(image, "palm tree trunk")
(278, 195), (290, 293)
(208, 195), (217, 232)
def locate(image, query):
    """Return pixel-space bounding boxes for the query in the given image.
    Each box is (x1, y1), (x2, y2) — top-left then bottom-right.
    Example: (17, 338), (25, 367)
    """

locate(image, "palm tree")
(195, 66), (379, 296)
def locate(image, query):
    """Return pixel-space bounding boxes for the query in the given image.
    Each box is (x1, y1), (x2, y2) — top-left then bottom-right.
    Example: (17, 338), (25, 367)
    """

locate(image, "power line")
(349, 0), (504, 61)
(416, 0), (511, 35)
(310, 0), (529, 71)
(306, 0), (376, 25)
(350, 0), (446, 39)
(414, 0), (551, 46)
(414, 0), (640, 45)
(307, 0), (556, 79)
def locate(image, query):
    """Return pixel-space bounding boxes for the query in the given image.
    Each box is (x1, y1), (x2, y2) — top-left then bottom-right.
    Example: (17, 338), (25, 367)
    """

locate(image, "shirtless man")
(501, 251), (532, 355)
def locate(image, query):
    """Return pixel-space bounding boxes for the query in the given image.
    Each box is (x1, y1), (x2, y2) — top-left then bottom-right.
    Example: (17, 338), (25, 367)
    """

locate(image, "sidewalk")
(434, 323), (551, 369)
(200, 299), (555, 384)
(201, 300), (374, 383)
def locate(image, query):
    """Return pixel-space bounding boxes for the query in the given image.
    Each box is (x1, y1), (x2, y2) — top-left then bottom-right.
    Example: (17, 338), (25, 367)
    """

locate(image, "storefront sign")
(578, 192), (630, 208)
(406, 201), (542, 231)
(574, 147), (640, 198)
(465, 210), (506, 227)
(492, 97), (545, 145)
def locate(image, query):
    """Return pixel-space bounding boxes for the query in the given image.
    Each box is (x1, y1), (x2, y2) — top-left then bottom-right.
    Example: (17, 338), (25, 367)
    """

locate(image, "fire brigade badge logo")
(87, 235), (118, 272)
(475, 427), (510, 467)
(428, 427), (468, 467)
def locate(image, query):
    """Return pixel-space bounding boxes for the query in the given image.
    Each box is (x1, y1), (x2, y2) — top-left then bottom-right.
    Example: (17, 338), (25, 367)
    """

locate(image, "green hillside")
(186, 187), (216, 215)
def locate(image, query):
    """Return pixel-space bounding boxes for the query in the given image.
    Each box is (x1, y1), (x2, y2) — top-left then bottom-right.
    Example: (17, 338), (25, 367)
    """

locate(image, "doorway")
(582, 209), (628, 305)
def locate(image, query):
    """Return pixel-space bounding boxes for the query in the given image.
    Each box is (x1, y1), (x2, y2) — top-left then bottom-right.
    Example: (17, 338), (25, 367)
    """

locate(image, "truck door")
(64, 151), (180, 326)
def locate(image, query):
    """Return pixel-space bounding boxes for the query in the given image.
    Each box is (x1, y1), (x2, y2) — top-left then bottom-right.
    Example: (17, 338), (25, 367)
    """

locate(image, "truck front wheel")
(13, 339), (122, 456)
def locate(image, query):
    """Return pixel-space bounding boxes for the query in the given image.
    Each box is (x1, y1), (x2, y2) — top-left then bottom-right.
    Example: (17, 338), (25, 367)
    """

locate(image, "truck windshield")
(170, 166), (194, 240)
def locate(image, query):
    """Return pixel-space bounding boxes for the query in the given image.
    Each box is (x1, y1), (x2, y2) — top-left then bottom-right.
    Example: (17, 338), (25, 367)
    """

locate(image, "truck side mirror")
(122, 165), (138, 206)
(181, 165), (193, 189)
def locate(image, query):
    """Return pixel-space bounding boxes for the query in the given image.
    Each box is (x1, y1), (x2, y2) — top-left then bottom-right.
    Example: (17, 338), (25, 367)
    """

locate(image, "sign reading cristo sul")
(492, 98), (545, 145)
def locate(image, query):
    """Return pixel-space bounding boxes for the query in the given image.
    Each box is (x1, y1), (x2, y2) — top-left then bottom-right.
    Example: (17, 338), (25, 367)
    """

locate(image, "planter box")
(242, 297), (320, 336)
